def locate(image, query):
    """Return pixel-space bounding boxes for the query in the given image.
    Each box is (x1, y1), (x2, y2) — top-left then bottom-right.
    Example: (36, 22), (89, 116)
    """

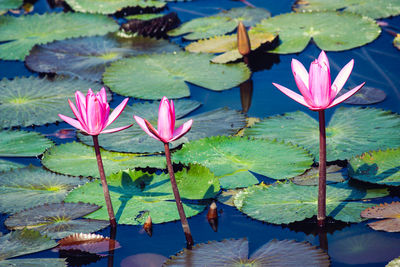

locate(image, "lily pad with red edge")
(103, 51), (251, 100)
(64, 0), (166, 14)
(361, 202), (400, 232)
(0, 130), (53, 157)
(336, 86), (386, 105)
(0, 166), (89, 214)
(5, 203), (109, 239)
(244, 107), (400, 162)
(234, 182), (389, 224)
(163, 238), (329, 266)
(293, 165), (347, 186)
(25, 34), (180, 82)
(54, 233), (120, 253)
(348, 147), (400, 186)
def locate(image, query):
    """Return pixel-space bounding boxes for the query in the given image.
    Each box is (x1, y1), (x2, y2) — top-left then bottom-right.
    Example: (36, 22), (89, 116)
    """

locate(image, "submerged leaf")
(0, 159), (25, 172)
(103, 51), (251, 100)
(361, 202), (400, 232)
(293, 165), (347, 186)
(54, 233), (120, 253)
(121, 253), (168, 267)
(0, 130), (53, 157)
(337, 86), (386, 105)
(64, 0), (166, 14)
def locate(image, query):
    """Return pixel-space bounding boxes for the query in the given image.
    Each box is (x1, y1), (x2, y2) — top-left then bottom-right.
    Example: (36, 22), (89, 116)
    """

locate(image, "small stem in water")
(317, 110), (327, 228)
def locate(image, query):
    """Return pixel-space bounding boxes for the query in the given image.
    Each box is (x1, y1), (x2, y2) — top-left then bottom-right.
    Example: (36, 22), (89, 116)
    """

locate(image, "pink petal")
(169, 99), (176, 135)
(134, 115), (161, 142)
(309, 60), (331, 108)
(170, 119), (193, 142)
(317, 50), (330, 71)
(272, 83), (311, 108)
(58, 114), (87, 134)
(106, 98), (129, 128)
(157, 97), (173, 141)
(68, 99), (85, 127)
(86, 94), (102, 135)
(291, 59), (309, 89)
(75, 91), (87, 124)
(101, 124), (133, 134)
(99, 87), (107, 103)
(331, 59), (354, 97)
(326, 82), (365, 109)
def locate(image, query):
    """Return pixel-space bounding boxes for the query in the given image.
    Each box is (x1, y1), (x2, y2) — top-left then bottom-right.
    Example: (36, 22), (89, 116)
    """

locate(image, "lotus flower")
(272, 50), (365, 110)
(134, 96), (193, 144)
(58, 88), (132, 135)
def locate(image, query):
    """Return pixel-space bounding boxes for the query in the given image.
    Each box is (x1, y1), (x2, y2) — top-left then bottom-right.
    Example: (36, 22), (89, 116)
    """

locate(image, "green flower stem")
(318, 110), (327, 227)
(92, 135), (117, 228)
(164, 142), (194, 249)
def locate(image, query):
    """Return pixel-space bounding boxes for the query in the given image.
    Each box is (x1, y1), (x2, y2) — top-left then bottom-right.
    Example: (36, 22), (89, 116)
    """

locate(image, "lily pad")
(0, 229), (57, 260)
(163, 238), (329, 266)
(0, 76), (108, 128)
(349, 147), (400, 186)
(42, 142), (165, 178)
(5, 203), (109, 239)
(251, 11), (380, 53)
(293, 165), (347, 186)
(54, 233), (120, 253)
(0, 259), (67, 266)
(172, 136), (313, 189)
(244, 107), (400, 162)
(293, 0), (400, 19)
(125, 14), (164, 20)
(361, 202), (400, 232)
(25, 34), (180, 82)
(0, 0), (22, 14)
(217, 189), (242, 207)
(0, 159), (25, 172)
(336, 86), (387, 105)
(0, 130), (53, 157)
(65, 167), (212, 224)
(64, 0), (166, 14)
(0, 166), (88, 214)
(103, 51), (251, 100)
(186, 30), (277, 64)
(217, 7), (271, 27)
(0, 13), (118, 61)
(234, 182), (388, 224)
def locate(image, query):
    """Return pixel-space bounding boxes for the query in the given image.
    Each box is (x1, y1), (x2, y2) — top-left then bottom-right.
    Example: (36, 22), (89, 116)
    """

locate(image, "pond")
(0, 0), (400, 266)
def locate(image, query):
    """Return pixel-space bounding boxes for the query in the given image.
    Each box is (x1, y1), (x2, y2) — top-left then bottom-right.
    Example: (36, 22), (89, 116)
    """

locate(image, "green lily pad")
(65, 166), (213, 224)
(337, 86), (387, 105)
(0, 159), (25, 172)
(217, 189), (242, 207)
(387, 256), (400, 267)
(172, 136), (313, 189)
(0, 166), (88, 214)
(0, 259), (67, 266)
(0, 13), (118, 61)
(293, 0), (400, 19)
(251, 11), (380, 53)
(64, 0), (166, 14)
(293, 165), (347, 186)
(0, 0), (22, 14)
(217, 7), (271, 27)
(163, 238), (329, 266)
(25, 34), (180, 82)
(125, 13), (164, 20)
(348, 147), (400, 186)
(234, 182), (389, 224)
(361, 202), (400, 232)
(42, 142), (165, 178)
(0, 76), (109, 128)
(244, 107), (400, 162)
(103, 51), (251, 100)
(5, 203), (109, 239)
(0, 130), (53, 157)
(0, 229), (57, 260)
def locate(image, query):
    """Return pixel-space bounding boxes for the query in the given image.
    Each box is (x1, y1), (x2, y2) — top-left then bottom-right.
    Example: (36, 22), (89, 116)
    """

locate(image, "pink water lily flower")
(134, 96), (193, 143)
(58, 88), (132, 135)
(272, 50), (365, 110)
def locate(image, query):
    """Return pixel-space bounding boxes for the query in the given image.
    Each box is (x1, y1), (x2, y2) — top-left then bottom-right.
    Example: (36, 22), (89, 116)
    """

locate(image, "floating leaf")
(217, 189), (242, 207)
(0, 258), (66, 266)
(244, 107), (400, 162)
(349, 147), (400, 186)
(0, 166), (88, 214)
(0, 0), (22, 14)
(5, 203), (109, 239)
(0, 229), (57, 260)
(54, 233), (120, 253)
(164, 238), (329, 266)
(121, 253), (168, 267)
(336, 86), (387, 105)
(186, 30), (277, 64)
(172, 136), (313, 189)
(42, 142), (165, 178)
(252, 11), (380, 53)
(64, 0), (166, 14)
(217, 7), (271, 27)
(293, 0), (400, 19)
(125, 14), (164, 20)
(293, 165), (347, 186)
(387, 256), (400, 267)
(0, 159), (25, 172)
(0, 130), (53, 157)
(26, 34), (179, 82)
(0, 76), (108, 128)
(234, 182), (388, 224)
(103, 51), (251, 100)
(361, 202), (400, 232)
(0, 13), (118, 61)
(65, 168), (209, 224)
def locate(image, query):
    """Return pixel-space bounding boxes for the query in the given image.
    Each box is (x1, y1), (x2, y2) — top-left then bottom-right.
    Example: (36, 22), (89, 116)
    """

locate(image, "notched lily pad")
(337, 86), (386, 105)
(54, 233), (120, 253)
(0, 13), (119, 61)
(349, 147), (400, 186)
(42, 142), (165, 178)
(26, 34), (180, 82)
(103, 51), (251, 100)
(0, 166), (88, 214)
(0, 130), (53, 157)
(293, 165), (347, 186)
(244, 107), (400, 162)
(163, 238), (329, 266)
(64, 0), (166, 14)
(361, 202), (400, 232)
(5, 202), (109, 239)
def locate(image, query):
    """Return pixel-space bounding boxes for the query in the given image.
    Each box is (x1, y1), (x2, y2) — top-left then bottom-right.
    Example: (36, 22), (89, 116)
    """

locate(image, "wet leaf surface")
(361, 202), (400, 232)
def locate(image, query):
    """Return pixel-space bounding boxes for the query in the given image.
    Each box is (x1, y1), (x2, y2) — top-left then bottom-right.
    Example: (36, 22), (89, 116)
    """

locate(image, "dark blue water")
(1, 0), (400, 266)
